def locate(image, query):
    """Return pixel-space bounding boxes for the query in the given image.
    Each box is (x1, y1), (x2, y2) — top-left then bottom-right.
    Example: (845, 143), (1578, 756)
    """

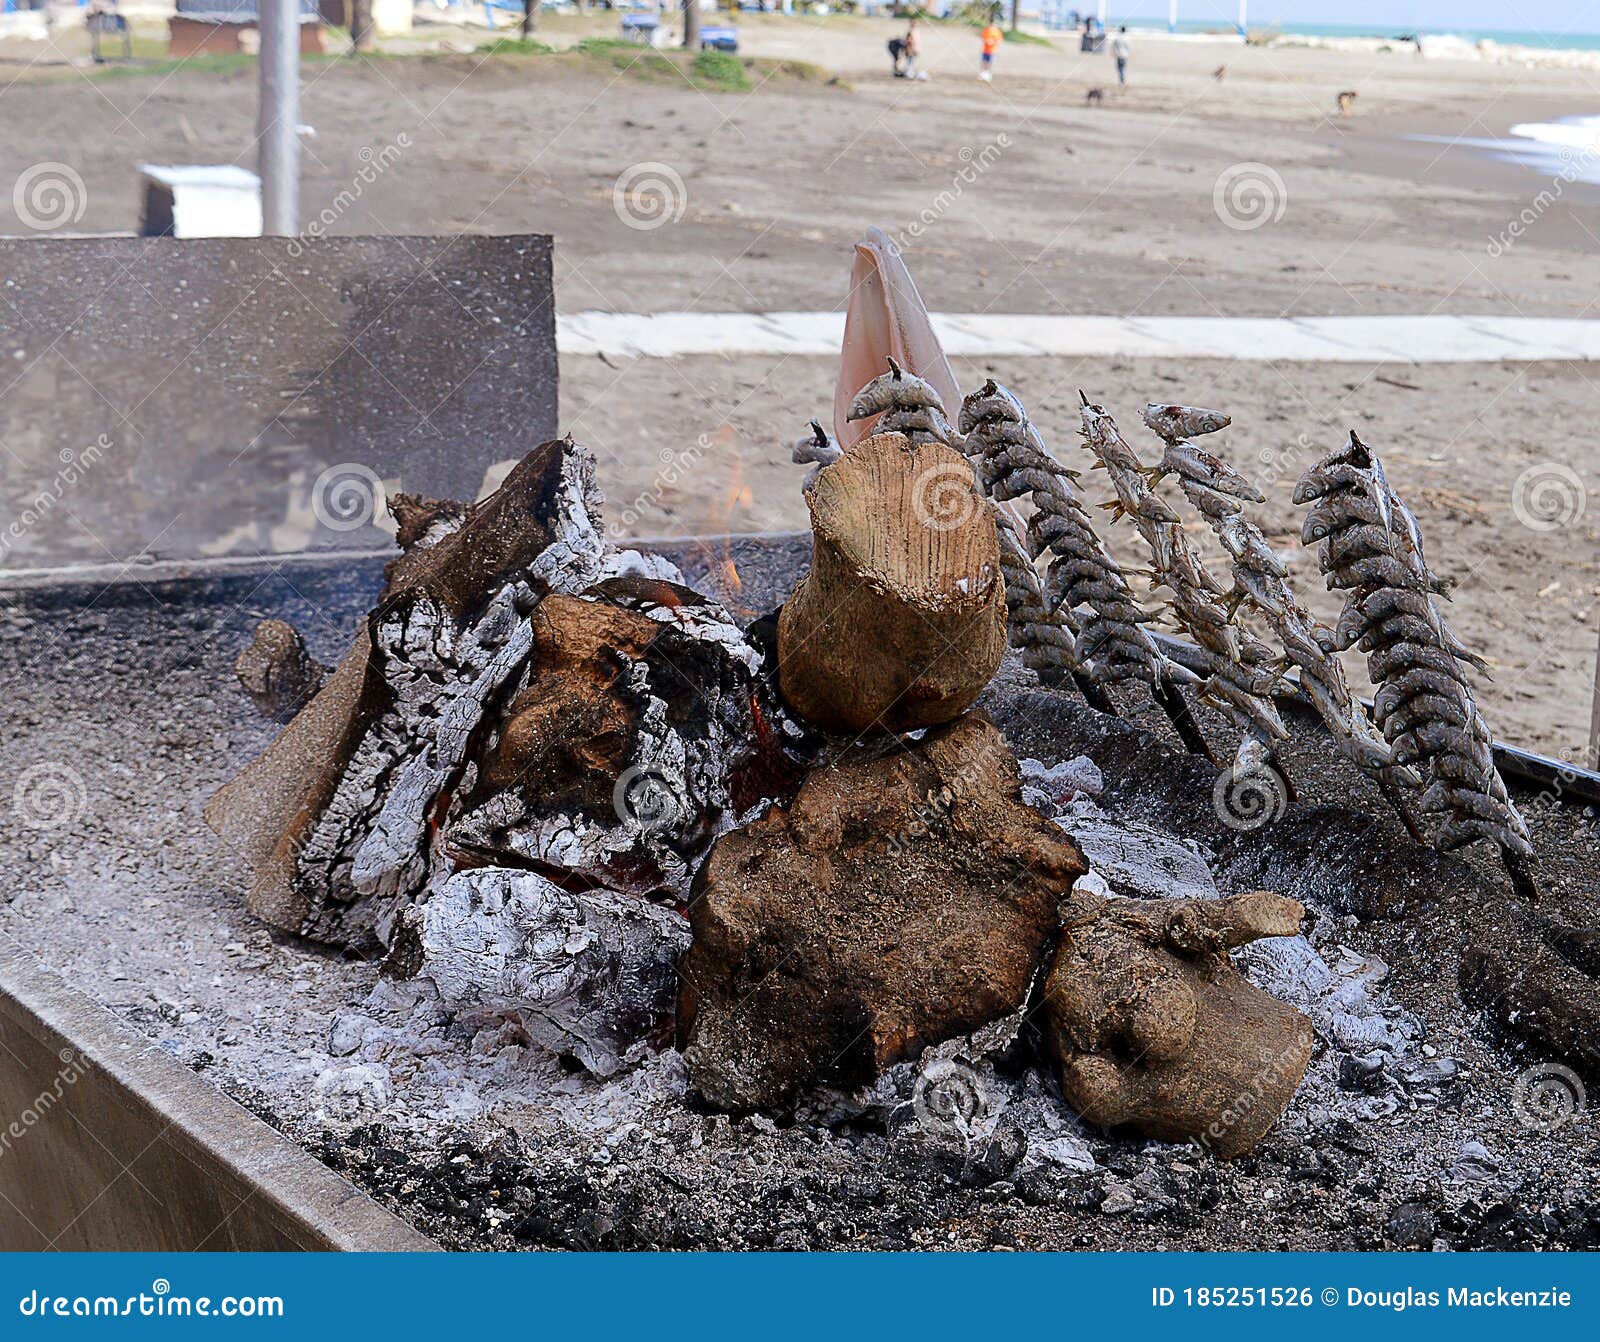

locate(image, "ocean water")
(1411, 116), (1600, 186)
(1108, 18), (1600, 51)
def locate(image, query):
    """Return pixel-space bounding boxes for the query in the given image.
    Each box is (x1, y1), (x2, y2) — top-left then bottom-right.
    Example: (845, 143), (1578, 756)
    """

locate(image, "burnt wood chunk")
(233, 619), (327, 720)
(677, 714), (1085, 1112)
(206, 438), (603, 944)
(1043, 889), (1312, 1159)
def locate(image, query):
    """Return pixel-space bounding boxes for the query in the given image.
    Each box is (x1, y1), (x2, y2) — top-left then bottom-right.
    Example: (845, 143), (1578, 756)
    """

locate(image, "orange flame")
(693, 452), (754, 616)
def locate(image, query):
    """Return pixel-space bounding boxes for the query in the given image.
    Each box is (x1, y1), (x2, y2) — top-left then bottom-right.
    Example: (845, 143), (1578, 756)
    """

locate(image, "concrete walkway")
(557, 312), (1600, 363)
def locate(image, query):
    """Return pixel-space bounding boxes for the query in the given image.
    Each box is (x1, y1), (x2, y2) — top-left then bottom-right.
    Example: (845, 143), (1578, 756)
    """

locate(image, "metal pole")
(258, 0), (300, 237)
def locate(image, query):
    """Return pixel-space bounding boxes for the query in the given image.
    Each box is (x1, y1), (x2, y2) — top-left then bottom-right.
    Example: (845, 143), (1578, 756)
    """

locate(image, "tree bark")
(521, 0), (540, 36)
(777, 432), (1007, 734)
(682, 0), (699, 50)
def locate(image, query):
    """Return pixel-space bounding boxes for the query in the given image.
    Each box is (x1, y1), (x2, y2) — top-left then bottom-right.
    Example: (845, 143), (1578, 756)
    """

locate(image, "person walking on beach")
(904, 17), (924, 79)
(979, 16), (1002, 82)
(1112, 25), (1131, 85)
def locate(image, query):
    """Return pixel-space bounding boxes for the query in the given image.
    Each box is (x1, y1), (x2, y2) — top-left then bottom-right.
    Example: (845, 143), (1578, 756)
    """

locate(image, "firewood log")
(777, 432), (1007, 734)
(1043, 889), (1313, 1159)
(206, 438), (606, 945)
(678, 714), (1086, 1112)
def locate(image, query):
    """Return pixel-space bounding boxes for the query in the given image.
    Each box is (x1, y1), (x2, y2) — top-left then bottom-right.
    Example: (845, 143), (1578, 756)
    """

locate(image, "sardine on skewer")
(1141, 403), (1420, 839)
(1294, 431), (1535, 896)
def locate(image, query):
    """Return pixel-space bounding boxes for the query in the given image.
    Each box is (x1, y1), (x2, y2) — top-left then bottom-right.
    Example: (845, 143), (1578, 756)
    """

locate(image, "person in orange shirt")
(979, 18), (1002, 82)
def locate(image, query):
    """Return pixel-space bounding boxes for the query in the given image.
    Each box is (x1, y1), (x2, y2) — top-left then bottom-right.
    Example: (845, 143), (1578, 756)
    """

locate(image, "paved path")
(557, 312), (1600, 363)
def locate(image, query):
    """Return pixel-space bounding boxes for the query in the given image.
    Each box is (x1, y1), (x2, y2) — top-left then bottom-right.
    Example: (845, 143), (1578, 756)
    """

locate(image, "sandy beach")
(2, 11), (1598, 754)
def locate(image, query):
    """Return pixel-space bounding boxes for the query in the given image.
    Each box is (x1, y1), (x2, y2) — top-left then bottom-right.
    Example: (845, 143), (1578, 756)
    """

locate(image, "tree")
(683, 0), (699, 51)
(521, 0), (541, 36)
(1008, 0), (1018, 32)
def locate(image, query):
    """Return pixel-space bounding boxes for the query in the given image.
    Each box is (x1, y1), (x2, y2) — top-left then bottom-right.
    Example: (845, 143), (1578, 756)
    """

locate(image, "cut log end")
(778, 433), (1007, 734)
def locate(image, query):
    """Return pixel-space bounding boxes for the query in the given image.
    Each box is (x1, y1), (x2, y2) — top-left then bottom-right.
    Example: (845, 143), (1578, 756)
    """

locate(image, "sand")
(2, 12), (1598, 757)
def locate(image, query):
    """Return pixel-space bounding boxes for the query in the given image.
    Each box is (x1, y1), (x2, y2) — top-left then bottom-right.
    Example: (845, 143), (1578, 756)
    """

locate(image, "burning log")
(207, 439), (606, 944)
(1461, 914), (1600, 1079)
(1295, 432), (1537, 899)
(1043, 889), (1313, 1158)
(1141, 404), (1425, 844)
(386, 867), (690, 1078)
(776, 431), (1007, 734)
(677, 715), (1086, 1112)
(233, 618), (327, 721)
(1079, 394), (1292, 786)
(443, 585), (759, 898)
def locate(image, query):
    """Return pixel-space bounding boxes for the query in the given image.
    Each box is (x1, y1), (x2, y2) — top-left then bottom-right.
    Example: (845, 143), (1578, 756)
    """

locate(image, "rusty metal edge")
(0, 938), (439, 1252)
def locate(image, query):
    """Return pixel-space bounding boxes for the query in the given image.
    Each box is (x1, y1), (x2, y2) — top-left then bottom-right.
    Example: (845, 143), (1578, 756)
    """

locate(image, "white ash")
(1053, 798), (1220, 903)
(390, 867), (690, 1079)
(597, 548), (686, 585)
(795, 1005), (1098, 1174)
(1019, 755), (1104, 813)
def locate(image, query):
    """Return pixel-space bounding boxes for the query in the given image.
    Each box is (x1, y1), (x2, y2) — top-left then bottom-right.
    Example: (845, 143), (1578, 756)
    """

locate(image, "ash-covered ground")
(2, 537), (1597, 1251)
